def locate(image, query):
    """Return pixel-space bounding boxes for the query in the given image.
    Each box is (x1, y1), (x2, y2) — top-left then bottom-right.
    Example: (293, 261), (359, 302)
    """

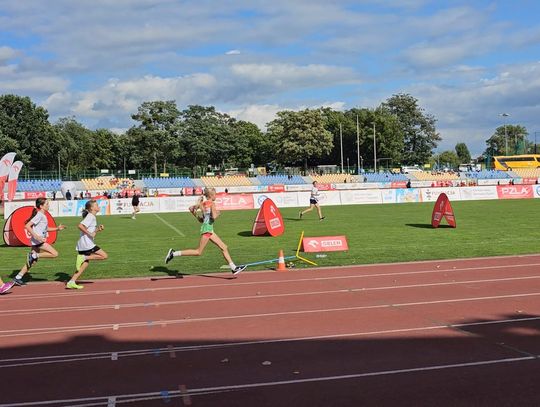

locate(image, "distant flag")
(7, 160), (23, 202)
(0, 152), (17, 199)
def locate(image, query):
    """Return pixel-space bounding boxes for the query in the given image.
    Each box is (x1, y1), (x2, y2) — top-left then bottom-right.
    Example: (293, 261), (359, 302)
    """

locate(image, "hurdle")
(221, 231), (317, 269)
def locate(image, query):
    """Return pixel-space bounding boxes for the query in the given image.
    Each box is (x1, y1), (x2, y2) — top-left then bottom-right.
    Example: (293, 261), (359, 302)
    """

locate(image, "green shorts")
(200, 223), (214, 235)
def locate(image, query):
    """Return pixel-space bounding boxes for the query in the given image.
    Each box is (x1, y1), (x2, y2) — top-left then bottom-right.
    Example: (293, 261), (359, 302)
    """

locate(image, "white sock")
(15, 273), (23, 280)
(229, 262), (236, 271)
(173, 251), (182, 257)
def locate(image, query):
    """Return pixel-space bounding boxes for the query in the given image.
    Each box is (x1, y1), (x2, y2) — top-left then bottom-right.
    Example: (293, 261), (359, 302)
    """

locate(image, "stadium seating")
(201, 176), (253, 187)
(142, 177), (195, 189)
(511, 168), (540, 179)
(311, 173), (354, 184)
(16, 179), (62, 192)
(410, 171), (460, 181)
(463, 170), (510, 179)
(81, 177), (137, 191)
(257, 175), (306, 185)
(363, 172), (409, 182)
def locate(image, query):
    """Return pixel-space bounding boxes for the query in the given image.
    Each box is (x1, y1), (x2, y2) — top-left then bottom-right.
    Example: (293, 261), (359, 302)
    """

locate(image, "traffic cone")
(277, 250), (286, 271)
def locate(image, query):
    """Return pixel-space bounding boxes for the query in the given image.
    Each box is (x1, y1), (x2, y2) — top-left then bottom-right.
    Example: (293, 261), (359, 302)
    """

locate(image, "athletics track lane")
(0, 255), (539, 406)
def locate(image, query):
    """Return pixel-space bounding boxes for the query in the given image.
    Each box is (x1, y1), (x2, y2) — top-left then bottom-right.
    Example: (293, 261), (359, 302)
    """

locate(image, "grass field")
(1, 199), (539, 282)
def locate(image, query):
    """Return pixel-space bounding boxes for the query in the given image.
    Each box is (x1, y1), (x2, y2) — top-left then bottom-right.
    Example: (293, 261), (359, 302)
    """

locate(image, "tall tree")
(484, 125), (529, 156)
(455, 143), (471, 163)
(129, 100), (182, 175)
(267, 109), (333, 169)
(436, 150), (460, 169)
(381, 94), (440, 165)
(0, 94), (57, 169)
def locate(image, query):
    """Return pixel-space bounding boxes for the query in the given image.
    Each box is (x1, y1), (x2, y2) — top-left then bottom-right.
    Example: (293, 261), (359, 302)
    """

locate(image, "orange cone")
(277, 250), (286, 271)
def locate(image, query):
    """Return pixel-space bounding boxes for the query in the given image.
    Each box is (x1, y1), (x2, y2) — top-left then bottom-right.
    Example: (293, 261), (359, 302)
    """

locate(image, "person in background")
(299, 181), (325, 221)
(65, 190), (72, 200)
(131, 192), (140, 220)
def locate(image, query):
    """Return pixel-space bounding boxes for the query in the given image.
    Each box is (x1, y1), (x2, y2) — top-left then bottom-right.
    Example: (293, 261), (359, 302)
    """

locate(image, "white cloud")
(227, 104), (283, 129)
(225, 49), (241, 55)
(0, 46), (18, 64)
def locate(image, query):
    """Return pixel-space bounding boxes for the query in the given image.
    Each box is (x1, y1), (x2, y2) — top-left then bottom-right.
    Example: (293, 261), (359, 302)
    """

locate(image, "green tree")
(53, 117), (93, 174)
(0, 94), (57, 169)
(436, 151), (460, 169)
(484, 125), (529, 156)
(455, 143), (471, 163)
(129, 100), (182, 175)
(267, 109), (333, 169)
(381, 94), (440, 165)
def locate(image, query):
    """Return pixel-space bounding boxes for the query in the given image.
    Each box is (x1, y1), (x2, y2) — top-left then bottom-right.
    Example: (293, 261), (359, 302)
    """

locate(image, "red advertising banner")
(316, 183), (335, 191)
(24, 191), (47, 200)
(3, 206), (58, 247)
(391, 181), (408, 189)
(252, 198), (285, 236)
(522, 178), (538, 185)
(496, 185), (533, 199)
(431, 193), (456, 228)
(268, 184), (285, 193)
(302, 235), (349, 252)
(215, 193), (254, 210)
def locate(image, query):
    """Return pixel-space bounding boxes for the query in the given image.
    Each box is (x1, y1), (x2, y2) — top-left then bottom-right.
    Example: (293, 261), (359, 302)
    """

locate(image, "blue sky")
(1, 0), (540, 155)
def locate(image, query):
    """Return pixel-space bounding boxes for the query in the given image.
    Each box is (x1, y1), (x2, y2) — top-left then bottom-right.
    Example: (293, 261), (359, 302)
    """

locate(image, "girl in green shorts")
(165, 187), (246, 275)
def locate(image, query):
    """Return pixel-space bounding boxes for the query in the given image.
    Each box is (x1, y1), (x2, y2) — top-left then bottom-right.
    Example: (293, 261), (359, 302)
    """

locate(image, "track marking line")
(2, 312), (540, 364)
(3, 261), (540, 303)
(1, 284), (539, 337)
(3, 273), (540, 318)
(1, 355), (538, 406)
(154, 213), (185, 237)
(111, 352), (118, 361)
(179, 385), (192, 406)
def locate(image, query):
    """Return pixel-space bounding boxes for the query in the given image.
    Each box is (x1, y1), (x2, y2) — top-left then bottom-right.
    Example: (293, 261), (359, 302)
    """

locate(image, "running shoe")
(66, 281), (84, 290)
(0, 281), (14, 294)
(299, 212), (303, 219)
(13, 277), (26, 286)
(232, 265), (247, 275)
(76, 254), (86, 271)
(319, 216), (326, 221)
(165, 249), (175, 264)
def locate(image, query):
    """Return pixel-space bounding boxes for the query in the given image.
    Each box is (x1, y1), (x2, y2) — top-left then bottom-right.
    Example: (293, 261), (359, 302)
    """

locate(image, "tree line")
(2, 92), (527, 176)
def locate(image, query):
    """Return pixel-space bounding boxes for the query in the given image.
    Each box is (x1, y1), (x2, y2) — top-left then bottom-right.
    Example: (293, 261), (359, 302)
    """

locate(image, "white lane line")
(3, 261), (540, 303)
(1, 285), (540, 339)
(2, 314), (540, 369)
(153, 213), (185, 237)
(1, 355), (537, 406)
(4, 280), (540, 318)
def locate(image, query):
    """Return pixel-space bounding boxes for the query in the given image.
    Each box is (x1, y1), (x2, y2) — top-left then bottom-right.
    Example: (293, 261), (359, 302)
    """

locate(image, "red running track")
(1, 254), (540, 406)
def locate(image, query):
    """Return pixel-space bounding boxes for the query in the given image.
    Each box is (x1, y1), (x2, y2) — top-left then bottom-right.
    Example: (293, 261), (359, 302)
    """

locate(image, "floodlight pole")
(373, 122), (377, 173)
(500, 113), (509, 155)
(340, 123), (344, 173)
(356, 115), (361, 174)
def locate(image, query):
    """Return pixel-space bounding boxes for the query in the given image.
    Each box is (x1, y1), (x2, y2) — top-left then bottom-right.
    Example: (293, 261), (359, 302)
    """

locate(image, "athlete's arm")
(25, 221), (44, 242)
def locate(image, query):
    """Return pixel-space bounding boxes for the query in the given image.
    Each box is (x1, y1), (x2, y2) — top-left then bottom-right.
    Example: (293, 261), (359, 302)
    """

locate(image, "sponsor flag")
(431, 193), (456, 228)
(7, 160), (23, 202)
(252, 198), (285, 236)
(0, 152), (16, 197)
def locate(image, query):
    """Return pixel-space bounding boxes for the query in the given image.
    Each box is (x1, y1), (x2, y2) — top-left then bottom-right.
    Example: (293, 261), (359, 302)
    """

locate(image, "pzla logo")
(502, 186), (529, 195)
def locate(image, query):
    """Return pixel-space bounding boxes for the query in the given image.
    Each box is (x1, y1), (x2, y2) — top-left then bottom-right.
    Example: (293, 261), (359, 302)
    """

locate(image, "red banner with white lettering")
(252, 198), (285, 236)
(215, 193), (254, 210)
(3, 206), (58, 247)
(268, 184), (285, 193)
(302, 235), (349, 252)
(24, 191), (47, 200)
(496, 185), (533, 199)
(431, 193), (456, 228)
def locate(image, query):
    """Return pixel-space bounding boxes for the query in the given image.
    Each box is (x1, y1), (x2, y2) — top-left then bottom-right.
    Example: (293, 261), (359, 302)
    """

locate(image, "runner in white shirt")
(299, 181), (325, 221)
(67, 200), (108, 290)
(13, 198), (66, 286)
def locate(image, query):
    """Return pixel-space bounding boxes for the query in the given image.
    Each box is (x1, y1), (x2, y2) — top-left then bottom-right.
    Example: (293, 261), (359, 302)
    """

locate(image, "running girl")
(164, 188), (246, 275)
(67, 200), (108, 290)
(299, 181), (325, 220)
(13, 198), (66, 286)
(131, 192), (140, 219)
(0, 278), (14, 295)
